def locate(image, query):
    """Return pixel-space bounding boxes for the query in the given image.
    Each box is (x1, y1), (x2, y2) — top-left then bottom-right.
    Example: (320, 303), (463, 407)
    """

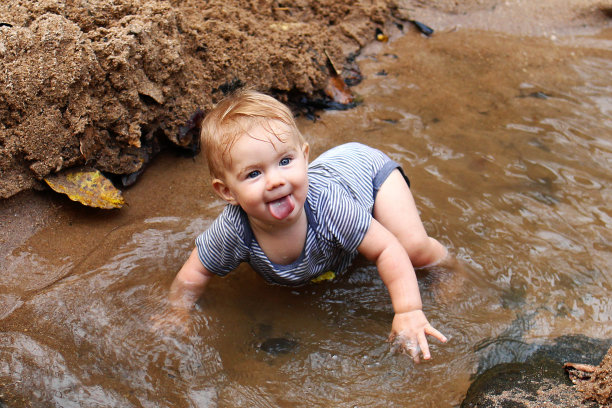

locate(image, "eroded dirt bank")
(0, 0), (406, 199)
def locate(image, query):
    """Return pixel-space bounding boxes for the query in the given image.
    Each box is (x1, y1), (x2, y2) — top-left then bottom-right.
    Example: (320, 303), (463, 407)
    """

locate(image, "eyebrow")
(237, 163), (259, 177)
(235, 144), (297, 176)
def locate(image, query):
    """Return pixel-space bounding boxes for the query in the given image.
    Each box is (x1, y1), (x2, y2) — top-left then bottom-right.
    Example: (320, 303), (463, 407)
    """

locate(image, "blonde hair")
(201, 89), (305, 178)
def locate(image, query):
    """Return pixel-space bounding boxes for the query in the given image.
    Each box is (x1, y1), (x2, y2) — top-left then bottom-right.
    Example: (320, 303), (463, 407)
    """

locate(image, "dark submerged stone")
(259, 337), (298, 356)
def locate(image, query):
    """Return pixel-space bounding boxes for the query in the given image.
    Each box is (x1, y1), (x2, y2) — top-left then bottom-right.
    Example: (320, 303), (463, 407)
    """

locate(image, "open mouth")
(268, 195), (295, 220)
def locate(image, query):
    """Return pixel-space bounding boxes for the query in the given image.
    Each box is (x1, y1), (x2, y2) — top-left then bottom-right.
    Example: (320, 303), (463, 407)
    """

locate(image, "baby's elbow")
(377, 241), (407, 268)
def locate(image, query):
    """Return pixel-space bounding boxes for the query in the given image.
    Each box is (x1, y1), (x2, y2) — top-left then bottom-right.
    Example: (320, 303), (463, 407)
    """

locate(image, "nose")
(266, 168), (286, 190)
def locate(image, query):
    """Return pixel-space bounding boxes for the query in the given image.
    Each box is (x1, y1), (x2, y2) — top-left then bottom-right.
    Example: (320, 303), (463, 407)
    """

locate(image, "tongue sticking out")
(268, 196), (295, 220)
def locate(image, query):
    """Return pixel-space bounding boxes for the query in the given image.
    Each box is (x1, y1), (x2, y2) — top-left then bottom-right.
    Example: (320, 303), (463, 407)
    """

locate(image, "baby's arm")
(153, 248), (213, 331)
(169, 248), (214, 309)
(357, 219), (447, 361)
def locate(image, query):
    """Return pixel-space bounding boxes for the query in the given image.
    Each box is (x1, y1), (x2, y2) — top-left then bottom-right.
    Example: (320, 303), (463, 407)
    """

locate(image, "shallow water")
(1, 27), (611, 407)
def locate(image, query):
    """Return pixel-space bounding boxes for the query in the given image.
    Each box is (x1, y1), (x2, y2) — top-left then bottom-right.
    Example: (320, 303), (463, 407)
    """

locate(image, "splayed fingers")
(388, 321), (447, 363)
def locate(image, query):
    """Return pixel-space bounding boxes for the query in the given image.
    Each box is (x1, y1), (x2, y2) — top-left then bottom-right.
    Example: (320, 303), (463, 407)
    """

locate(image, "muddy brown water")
(1, 27), (612, 407)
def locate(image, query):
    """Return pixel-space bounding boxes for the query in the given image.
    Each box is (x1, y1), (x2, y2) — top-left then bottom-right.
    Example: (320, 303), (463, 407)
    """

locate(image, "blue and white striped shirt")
(195, 143), (406, 286)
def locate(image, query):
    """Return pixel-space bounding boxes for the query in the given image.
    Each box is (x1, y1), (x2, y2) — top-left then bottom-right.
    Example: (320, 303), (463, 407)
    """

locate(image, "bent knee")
(405, 236), (446, 268)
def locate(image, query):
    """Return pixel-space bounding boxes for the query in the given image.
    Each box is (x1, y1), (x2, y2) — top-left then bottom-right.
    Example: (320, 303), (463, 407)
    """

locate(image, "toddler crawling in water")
(164, 89), (449, 361)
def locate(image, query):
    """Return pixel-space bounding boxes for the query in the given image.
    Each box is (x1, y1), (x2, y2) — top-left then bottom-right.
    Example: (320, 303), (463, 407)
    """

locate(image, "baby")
(166, 89), (449, 361)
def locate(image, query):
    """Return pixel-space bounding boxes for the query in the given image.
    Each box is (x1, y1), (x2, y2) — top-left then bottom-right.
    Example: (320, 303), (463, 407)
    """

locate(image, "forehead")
(244, 118), (299, 142)
(224, 119), (299, 168)
(228, 119), (299, 154)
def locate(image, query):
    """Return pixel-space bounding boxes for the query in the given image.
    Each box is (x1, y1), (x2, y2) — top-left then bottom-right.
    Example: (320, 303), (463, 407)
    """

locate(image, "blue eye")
(279, 157), (291, 166)
(246, 170), (260, 179)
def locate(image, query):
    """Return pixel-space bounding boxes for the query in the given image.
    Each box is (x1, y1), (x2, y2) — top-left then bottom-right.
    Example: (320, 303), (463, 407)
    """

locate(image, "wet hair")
(201, 89), (305, 178)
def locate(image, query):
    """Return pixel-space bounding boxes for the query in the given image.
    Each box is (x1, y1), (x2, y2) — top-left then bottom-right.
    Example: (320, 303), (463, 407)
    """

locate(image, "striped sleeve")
(195, 208), (249, 276)
(316, 184), (372, 253)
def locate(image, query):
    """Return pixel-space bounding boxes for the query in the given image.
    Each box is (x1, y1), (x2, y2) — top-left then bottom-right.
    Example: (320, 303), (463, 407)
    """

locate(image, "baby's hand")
(150, 306), (192, 336)
(388, 310), (447, 363)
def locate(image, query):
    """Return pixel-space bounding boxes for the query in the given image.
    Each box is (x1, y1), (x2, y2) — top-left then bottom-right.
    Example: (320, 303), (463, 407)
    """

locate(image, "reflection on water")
(1, 28), (611, 407)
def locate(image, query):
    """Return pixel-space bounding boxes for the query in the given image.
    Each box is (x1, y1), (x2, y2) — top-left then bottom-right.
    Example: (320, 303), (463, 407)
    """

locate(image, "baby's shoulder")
(207, 204), (250, 239)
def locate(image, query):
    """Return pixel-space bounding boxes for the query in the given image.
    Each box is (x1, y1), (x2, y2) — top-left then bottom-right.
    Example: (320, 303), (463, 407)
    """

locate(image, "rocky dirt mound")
(0, 0), (406, 198)
(569, 347), (612, 406)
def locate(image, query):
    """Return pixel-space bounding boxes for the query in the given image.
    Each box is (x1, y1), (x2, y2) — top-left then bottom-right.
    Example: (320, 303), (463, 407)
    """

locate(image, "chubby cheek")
(296, 174), (309, 200)
(243, 183), (268, 207)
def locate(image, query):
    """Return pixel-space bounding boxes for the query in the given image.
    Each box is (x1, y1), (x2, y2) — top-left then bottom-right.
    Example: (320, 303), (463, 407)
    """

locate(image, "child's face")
(212, 120), (310, 226)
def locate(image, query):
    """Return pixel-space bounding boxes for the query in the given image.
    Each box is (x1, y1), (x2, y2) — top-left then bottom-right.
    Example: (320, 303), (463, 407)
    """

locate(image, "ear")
(302, 142), (310, 161)
(212, 178), (238, 205)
